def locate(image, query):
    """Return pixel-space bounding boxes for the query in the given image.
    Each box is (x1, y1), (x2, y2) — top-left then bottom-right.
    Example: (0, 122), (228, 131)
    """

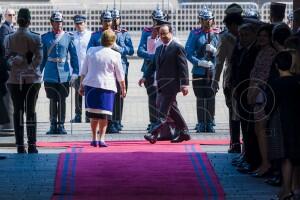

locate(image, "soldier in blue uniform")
(137, 7), (166, 132)
(40, 11), (79, 134)
(87, 10), (113, 49)
(185, 8), (219, 133)
(110, 7), (134, 133)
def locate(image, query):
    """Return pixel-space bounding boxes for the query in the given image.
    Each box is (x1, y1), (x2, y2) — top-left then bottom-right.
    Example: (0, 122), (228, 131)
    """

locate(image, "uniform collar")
(76, 29), (87, 35)
(53, 29), (63, 35)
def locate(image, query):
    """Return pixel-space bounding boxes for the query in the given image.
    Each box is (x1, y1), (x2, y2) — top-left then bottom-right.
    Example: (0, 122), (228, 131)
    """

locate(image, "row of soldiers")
(0, 7), (136, 153)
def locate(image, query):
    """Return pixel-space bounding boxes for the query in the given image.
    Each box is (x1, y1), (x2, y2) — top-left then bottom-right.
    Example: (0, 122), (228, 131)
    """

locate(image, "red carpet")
(51, 141), (225, 200)
(38, 139), (230, 148)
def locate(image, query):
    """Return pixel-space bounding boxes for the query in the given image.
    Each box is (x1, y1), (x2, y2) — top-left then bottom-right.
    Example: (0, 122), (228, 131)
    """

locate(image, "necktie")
(160, 45), (166, 59)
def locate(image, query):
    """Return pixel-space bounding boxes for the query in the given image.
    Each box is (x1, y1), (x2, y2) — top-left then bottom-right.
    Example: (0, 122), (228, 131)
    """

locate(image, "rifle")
(205, 31), (213, 81)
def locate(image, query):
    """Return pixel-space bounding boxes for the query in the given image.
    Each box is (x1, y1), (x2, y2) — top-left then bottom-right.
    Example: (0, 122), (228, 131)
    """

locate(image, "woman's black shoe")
(265, 175), (282, 187)
(251, 169), (271, 178)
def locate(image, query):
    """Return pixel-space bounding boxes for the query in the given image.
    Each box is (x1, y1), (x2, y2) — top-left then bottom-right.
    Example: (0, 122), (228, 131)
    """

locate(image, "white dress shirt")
(81, 46), (124, 93)
(72, 29), (92, 74)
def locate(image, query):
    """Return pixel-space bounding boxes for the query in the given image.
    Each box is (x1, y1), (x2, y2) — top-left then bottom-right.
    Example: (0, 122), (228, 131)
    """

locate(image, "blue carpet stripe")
(68, 148), (81, 200)
(59, 153), (70, 200)
(191, 144), (219, 200)
(184, 144), (208, 198)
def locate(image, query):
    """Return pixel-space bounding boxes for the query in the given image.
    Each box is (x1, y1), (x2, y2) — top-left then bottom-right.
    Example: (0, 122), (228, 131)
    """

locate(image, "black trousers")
(192, 74), (215, 123)
(237, 91), (261, 168)
(223, 86), (241, 145)
(144, 76), (158, 124)
(112, 74), (128, 122)
(44, 82), (69, 125)
(8, 83), (40, 146)
(155, 92), (188, 131)
(73, 77), (82, 116)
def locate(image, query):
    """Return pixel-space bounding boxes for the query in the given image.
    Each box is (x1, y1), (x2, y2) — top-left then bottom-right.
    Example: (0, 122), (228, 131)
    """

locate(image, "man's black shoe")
(228, 143), (241, 153)
(171, 130), (191, 143)
(115, 122), (122, 131)
(196, 122), (206, 133)
(205, 123), (215, 133)
(231, 154), (245, 166)
(236, 162), (253, 174)
(46, 124), (57, 135)
(144, 134), (157, 144)
(70, 115), (81, 123)
(57, 124), (67, 134)
(106, 123), (119, 133)
(28, 145), (38, 154)
(17, 146), (27, 154)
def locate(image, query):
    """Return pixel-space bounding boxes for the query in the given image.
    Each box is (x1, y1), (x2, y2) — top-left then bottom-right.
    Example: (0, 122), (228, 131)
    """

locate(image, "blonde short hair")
(101, 30), (116, 47)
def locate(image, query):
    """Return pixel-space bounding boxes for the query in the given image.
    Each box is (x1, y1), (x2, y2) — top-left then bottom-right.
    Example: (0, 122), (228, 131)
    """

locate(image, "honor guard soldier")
(213, 4), (243, 153)
(40, 11), (79, 135)
(243, 9), (260, 20)
(185, 7), (219, 133)
(3, 8), (42, 153)
(70, 14), (92, 123)
(109, 7), (134, 133)
(137, 7), (166, 132)
(87, 10), (113, 49)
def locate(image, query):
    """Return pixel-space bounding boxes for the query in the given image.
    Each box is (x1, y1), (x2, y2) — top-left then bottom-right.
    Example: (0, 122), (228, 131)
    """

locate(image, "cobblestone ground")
(0, 59), (278, 199)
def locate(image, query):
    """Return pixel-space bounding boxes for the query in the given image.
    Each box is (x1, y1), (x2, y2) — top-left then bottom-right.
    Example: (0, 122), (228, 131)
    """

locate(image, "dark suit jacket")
(232, 42), (260, 96)
(0, 21), (12, 96)
(0, 21), (14, 44)
(144, 40), (189, 95)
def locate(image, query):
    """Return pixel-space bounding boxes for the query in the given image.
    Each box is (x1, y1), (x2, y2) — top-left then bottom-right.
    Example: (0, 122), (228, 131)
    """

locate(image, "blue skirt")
(84, 86), (115, 120)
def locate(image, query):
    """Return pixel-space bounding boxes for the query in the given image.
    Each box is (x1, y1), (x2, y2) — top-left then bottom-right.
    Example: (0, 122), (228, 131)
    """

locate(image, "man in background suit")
(139, 24), (190, 144)
(294, 8), (300, 36)
(0, 8), (16, 133)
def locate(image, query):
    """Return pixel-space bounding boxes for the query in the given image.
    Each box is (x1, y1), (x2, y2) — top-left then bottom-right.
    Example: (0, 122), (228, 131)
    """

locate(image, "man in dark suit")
(230, 23), (261, 173)
(294, 8), (300, 36)
(139, 24), (190, 144)
(0, 8), (16, 133)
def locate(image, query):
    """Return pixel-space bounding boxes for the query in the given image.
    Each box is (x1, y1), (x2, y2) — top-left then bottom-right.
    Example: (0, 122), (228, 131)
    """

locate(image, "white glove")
(198, 60), (214, 68)
(205, 44), (217, 55)
(8, 55), (24, 66)
(70, 74), (78, 85)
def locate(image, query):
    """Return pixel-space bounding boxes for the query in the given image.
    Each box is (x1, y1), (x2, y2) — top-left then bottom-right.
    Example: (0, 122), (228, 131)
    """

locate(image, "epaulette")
(143, 27), (152, 32)
(30, 31), (40, 35)
(121, 28), (128, 33)
(192, 28), (201, 35)
(92, 28), (103, 35)
(41, 32), (49, 37)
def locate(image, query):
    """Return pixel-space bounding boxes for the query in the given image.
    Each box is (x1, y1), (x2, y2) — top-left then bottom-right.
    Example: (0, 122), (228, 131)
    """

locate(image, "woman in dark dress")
(273, 51), (300, 200)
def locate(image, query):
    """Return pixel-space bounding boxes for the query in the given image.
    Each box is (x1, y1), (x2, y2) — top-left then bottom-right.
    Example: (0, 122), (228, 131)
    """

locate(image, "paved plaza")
(0, 59), (278, 199)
